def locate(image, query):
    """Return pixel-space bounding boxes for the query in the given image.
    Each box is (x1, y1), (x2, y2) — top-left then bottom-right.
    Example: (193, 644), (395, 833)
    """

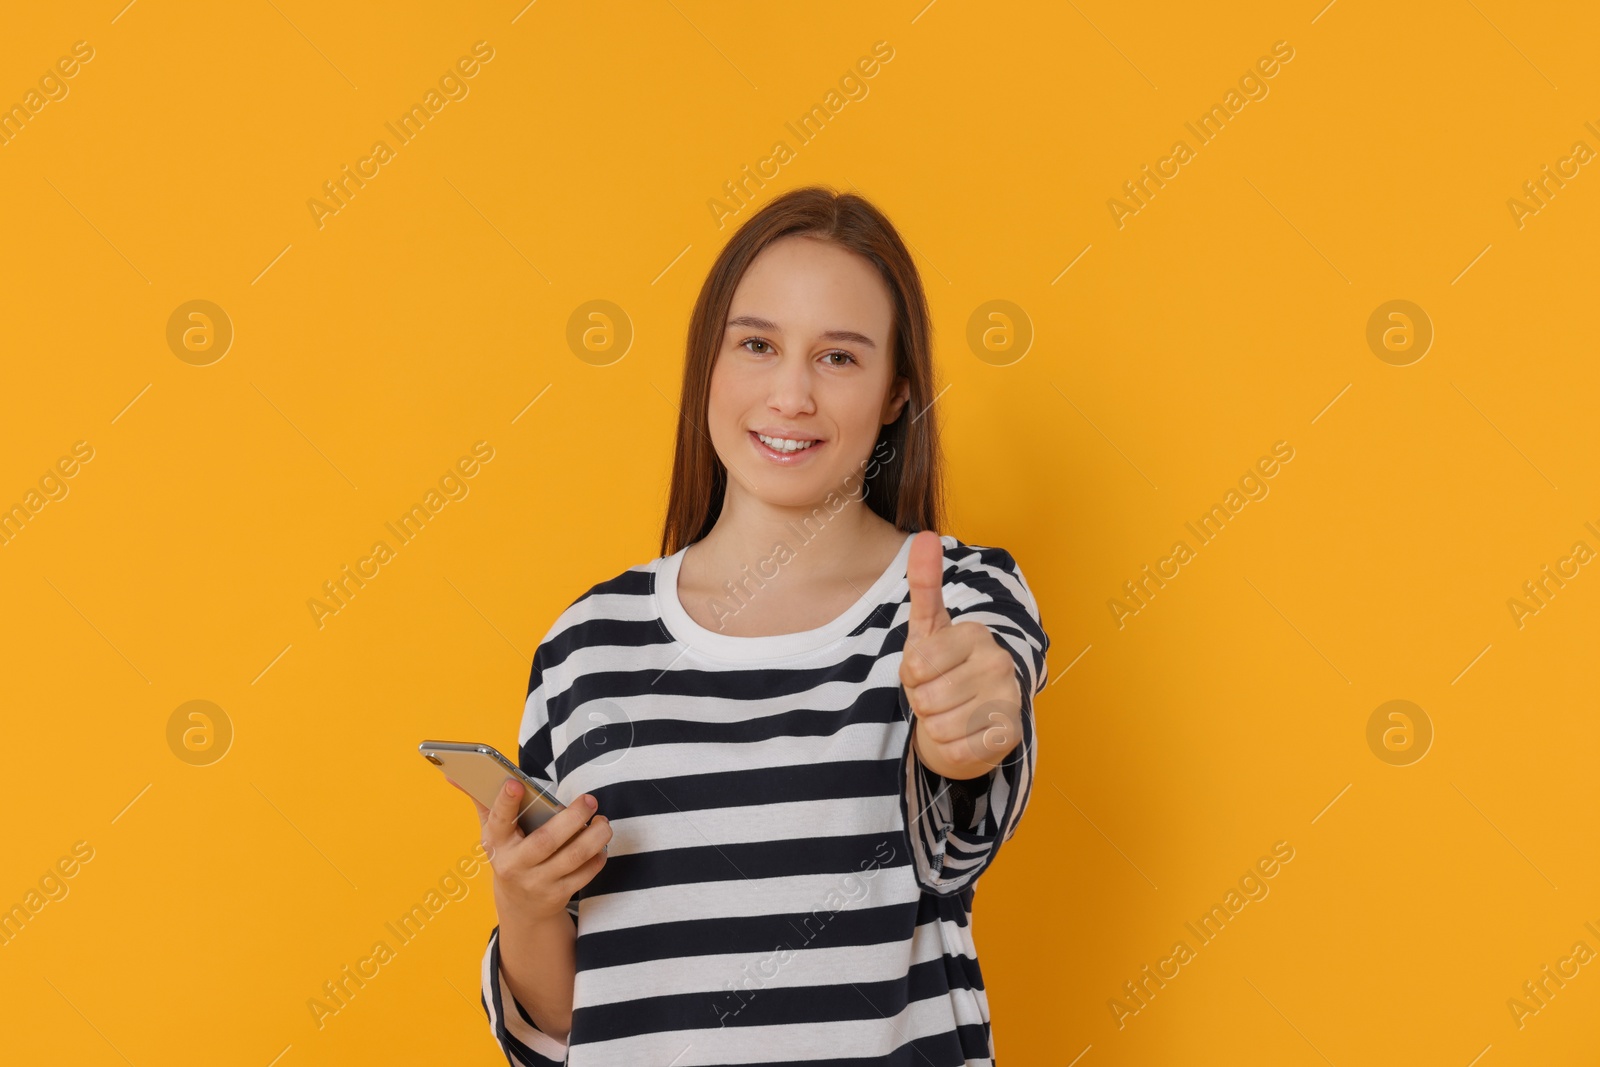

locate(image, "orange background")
(2, 2), (1597, 1064)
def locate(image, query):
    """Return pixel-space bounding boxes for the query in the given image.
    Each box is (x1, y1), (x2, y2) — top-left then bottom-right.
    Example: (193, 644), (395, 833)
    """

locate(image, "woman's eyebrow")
(726, 315), (877, 350)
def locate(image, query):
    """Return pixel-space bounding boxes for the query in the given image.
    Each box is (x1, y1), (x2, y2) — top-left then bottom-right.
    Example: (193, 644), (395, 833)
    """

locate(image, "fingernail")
(584, 794), (598, 810)
(504, 780), (519, 796)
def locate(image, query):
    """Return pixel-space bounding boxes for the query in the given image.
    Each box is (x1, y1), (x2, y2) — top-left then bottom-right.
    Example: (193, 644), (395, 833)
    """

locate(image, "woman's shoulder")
(529, 552), (668, 663)
(936, 534), (1037, 591)
(938, 533), (1023, 568)
(928, 534), (1045, 629)
(934, 535), (1050, 677)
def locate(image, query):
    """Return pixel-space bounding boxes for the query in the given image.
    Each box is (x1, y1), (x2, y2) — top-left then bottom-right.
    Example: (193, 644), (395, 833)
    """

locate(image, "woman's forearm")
(497, 906), (578, 1043)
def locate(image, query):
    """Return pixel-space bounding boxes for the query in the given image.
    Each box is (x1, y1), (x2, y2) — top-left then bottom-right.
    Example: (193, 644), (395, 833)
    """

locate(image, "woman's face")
(708, 234), (911, 512)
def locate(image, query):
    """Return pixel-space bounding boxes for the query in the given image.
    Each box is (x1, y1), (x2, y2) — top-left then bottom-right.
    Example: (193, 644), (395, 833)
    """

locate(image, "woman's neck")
(688, 492), (906, 591)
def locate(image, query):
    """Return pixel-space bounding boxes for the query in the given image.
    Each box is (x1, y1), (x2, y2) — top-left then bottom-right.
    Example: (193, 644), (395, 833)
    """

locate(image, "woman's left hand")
(898, 531), (1024, 782)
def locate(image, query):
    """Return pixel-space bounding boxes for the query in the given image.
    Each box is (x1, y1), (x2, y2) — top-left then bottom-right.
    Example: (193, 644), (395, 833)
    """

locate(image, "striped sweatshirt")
(479, 531), (1050, 1066)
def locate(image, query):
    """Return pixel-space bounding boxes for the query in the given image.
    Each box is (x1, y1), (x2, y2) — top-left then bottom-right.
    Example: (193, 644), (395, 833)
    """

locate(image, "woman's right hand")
(457, 778), (612, 925)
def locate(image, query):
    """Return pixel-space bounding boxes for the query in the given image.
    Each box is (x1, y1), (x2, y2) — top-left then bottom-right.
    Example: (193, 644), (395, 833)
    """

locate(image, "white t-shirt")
(479, 532), (1050, 1066)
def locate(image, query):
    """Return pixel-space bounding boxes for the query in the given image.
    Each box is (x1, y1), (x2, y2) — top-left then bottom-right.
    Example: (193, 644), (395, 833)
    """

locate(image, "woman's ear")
(883, 374), (912, 424)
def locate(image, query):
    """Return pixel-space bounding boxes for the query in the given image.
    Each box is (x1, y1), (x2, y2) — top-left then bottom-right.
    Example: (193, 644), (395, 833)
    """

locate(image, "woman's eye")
(738, 339), (854, 365)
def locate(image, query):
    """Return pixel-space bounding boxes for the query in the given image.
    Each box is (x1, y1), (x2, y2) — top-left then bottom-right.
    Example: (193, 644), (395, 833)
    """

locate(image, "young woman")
(463, 186), (1050, 1065)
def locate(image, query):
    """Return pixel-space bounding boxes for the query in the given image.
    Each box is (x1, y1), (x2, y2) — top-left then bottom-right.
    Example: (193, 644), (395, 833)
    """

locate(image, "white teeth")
(756, 432), (816, 453)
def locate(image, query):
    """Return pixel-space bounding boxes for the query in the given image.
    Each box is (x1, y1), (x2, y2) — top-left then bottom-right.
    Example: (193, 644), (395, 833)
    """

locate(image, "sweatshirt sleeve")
(481, 925), (572, 1066)
(901, 540), (1050, 897)
(479, 644), (579, 1065)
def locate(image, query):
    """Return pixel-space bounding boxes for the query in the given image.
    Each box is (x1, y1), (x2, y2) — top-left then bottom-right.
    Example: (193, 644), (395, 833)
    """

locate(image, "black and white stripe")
(479, 534), (1049, 1066)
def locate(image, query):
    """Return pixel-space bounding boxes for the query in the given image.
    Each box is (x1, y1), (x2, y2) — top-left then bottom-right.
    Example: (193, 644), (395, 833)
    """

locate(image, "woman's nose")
(768, 354), (816, 413)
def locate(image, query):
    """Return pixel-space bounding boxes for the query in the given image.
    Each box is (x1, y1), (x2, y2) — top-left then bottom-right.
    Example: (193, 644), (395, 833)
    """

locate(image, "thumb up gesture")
(899, 531), (1025, 781)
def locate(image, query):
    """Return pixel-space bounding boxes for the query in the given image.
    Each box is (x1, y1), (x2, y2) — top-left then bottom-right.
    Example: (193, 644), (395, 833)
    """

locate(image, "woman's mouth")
(749, 430), (823, 464)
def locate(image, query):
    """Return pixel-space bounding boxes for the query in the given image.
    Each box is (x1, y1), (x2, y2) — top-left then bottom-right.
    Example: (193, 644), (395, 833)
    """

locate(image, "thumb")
(906, 530), (951, 641)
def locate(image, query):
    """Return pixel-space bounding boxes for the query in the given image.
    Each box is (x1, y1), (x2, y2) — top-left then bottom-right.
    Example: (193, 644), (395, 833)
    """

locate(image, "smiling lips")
(750, 430), (824, 463)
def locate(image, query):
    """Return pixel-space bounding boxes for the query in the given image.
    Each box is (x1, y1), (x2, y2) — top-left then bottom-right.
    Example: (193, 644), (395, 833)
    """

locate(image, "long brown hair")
(659, 185), (945, 557)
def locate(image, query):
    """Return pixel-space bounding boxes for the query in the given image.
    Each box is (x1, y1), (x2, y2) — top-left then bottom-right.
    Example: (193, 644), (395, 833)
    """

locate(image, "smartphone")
(419, 740), (566, 836)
